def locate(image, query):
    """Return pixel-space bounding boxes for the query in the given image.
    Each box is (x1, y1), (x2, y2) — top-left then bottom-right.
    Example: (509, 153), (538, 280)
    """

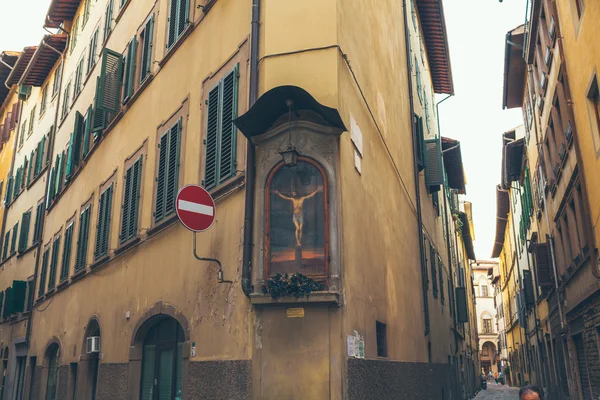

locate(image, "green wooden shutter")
(219, 65), (239, 184)
(424, 138), (443, 188)
(456, 287), (468, 323)
(27, 151), (34, 185)
(4, 176), (12, 204)
(60, 224), (73, 281)
(48, 236), (61, 290)
(430, 244), (437, 297)
(104, 0), (113, 41)
(0, 292), (4, 317)
(73, 111), (84, 168)
(2, 288), (12, 318)
(140, 15), (154, 83)
(33, 203), (44, 243)
(154, 134), (168, 222)
(177, 0), (189, 38)
(438, 257), (444, 305)
(18, 212), (30, 253)
(120, 164), (133, 242)
(2, 232), (9, 260)
(140, 345), (156, 400)
(11, 281), (26, 313)
(165, 121), (180, 217)
(10, 223), (18, 254)
(38, 250), (49, 296)
(129, 158), (142, 238)
(65, 132), (75, 178)
(167, 0), (178, 49)
(92, 78), (107, 133)
(95, 190), (106, 259)
(76, 207), (90, 271)
(204, 85), (220, 189)
(55, 153), (64, 194)
(124, 37), (137, 102)
(96, 49), (123, 113)
(95, 185), (113, 259)
(83, 106), (93, 157)
(46, 167), (55, 208)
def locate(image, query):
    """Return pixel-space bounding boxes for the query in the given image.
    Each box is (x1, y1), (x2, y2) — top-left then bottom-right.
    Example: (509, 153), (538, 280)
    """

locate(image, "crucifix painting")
(267, 158), (327, 278)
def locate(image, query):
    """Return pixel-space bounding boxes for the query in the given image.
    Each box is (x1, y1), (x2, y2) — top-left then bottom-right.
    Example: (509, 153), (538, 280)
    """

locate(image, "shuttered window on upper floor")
(414, 114), (425, 171)
(61, 80), (71, 121)
(123, 37), (137, 103)
(438, 256), (444, 306)
(66, 112), (84, 180)
(140, 15), (154, 84)
(104, 0), (114, 43)
(38, 248), (49, 297)
(533, 242), (553, 287)
(17, 211), (30, 253)
(75, 206), (91, 272)
(95, 49), (123, 115)
(155, 120), (181, 223)
(33, 202), (44, 244)
(204, 64), (239, 190)
(74, 57), (84, 97)
(82, 106), (93, 158)
(95, 184), (113, 260)
(429, 243), (438, 297)
(47, 235), (61, 291)
(88, 29), (99, 75)
(10, 222), (18, 255)
(3, 176), (12, 206)
(2, 231), (10, 260)
(121, 157), (143, 243)
(424, 138), (443, 190)
(167, 0), (190, 50)
(60, 223), (74, 282)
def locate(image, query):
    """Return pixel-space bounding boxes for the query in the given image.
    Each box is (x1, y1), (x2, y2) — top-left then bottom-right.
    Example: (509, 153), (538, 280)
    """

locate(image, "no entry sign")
(175, 185), (216, 232)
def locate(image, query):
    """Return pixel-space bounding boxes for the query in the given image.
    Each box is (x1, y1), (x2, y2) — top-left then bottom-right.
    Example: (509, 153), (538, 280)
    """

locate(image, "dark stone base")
(57, 365), (69, 399)
(347, 358), (452, 400)
(30, 366), (42, 400)
(188, 360), (251, 400)
(96, 363), (128, 400)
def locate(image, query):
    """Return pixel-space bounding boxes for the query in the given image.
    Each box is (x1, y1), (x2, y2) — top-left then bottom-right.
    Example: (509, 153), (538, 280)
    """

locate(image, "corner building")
(0, 0), (480, 399)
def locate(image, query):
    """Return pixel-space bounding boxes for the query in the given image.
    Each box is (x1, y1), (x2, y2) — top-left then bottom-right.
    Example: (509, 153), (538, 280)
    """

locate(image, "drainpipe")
(241, 0), (260, 297)
(402, 0), (428, 337)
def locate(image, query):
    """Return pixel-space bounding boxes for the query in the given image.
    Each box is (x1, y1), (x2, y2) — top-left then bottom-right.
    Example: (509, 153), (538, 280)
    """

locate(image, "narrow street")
(475, 382), (519, 399)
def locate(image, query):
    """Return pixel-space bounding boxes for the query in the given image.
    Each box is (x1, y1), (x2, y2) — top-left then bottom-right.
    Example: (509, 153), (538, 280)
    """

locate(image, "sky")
(439, 0), (526, 260)
(0, 0), (524, 261)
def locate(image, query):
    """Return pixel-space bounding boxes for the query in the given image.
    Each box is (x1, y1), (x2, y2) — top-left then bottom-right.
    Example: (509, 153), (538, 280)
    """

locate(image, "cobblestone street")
(474, 382), (519, 399)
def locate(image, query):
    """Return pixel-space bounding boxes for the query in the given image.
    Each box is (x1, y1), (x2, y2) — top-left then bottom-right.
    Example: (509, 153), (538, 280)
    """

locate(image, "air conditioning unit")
(86, 336), (100, 353)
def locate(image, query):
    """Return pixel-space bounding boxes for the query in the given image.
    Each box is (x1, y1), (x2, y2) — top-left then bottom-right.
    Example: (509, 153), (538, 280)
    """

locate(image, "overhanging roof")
(491, 185), (510, 258)
(6, 47), (37, 87)
(46, 0), (82, 28)
(459, 212), (476, 260)
(417, 0), (454, 94)
(21, 35), (68, 87)
(0, 51), (19, 107)
(441, 136), (466, 194)
(502, 25), (526, 109)
(234, 85), (347, 139)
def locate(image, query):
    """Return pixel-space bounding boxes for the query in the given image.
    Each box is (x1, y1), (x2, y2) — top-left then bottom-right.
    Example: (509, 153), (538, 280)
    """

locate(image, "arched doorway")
(76, 318), (101, 399)
(44, 343), (60, 400)
(128, 305), (189, 400)
(480, 341), (497, 375)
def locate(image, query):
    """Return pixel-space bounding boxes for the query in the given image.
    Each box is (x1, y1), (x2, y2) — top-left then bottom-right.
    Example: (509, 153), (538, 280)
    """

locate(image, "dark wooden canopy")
(0, 51), (20, 107)
(46, 0), (82, 28)
(6, 47), (37, 87)
(21, 35), (68, 87)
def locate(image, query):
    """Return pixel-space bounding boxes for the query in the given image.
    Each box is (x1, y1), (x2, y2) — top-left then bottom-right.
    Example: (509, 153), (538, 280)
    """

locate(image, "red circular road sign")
(175, 185), (216, 232)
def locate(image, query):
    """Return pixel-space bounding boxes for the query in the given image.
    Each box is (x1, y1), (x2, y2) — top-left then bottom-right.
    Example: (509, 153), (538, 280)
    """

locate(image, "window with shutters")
(74, 57), (85, 98)
(70, 18), (79, 54)
(10, 222), (18, 255)
(95, 49), (123, 115)
(438, 257), (444, 305)
(40, 85), (48, 116)
(139, 15), (155, 84)
(88, 28), (99, 75)
(203, 64), (239, 190)
(82, 105), (93, 159)
(424, 138), (443, 189)
(430, 244), (438, 297)
(52, 63), (62, 98)
(414, 114), (425, 171)
(75, 204), (92, 272)
(66, 112), (85, 180)
(122, 37), (137, 103)
(154, 117), (182, 224)
(166, 0), (190, 50)
(83, 0), (91, 26)
(60, 222), (74, 282)
(415, 58), (422, 104)
(61, 80), (72, 121)
(2, 231), (10, 260)
(32, 201), (44, 244)
(38, 247), (49, 297)
(95, 183), (114, 260)
(47, 235), (61, 291)
(17, 211), (31, 253)
(104, 0), (114, 43)
(18, 120), (26, 148)
(121, 154), (144, 244)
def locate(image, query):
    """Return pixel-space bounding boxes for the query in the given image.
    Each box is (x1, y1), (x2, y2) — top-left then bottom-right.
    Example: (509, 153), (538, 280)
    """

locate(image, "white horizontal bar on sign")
(178, 200), (214, 216)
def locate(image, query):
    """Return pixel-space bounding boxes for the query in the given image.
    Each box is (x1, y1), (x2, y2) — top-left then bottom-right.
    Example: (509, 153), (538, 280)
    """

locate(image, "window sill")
(114, 0), (132, 25)
(159, 25), (195, 69)
(27, 165), (48, 190)
(90, 255), (110, 270)
(147, 214), (179, 237)
(250, 291), (341, 306)
(17, 243), (37, 258)
(209, 173), (245, 203)
(70, 267), (87, 283)
(56, 279), (69, 290)
(114, 237), (141, 255)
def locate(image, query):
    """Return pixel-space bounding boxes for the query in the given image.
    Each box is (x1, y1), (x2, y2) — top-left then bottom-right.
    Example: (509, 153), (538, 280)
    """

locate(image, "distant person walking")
(519, 385), (544, 400)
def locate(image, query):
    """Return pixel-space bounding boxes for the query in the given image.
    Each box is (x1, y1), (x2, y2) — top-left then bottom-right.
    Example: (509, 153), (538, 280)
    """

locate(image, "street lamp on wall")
(280, 147), (299, 166)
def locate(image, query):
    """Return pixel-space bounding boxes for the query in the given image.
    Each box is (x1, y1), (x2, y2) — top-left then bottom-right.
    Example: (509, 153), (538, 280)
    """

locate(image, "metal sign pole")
(192, 232), (232, 284)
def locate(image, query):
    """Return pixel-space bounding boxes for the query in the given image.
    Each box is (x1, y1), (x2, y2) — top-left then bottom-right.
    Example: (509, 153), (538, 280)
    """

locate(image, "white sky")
(440, 0), (525, 260)
(1, 0), (524, 261)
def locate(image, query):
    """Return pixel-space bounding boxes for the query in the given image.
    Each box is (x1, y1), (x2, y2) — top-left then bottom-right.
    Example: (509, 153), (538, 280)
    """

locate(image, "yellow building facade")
(0, 0), (480, 399)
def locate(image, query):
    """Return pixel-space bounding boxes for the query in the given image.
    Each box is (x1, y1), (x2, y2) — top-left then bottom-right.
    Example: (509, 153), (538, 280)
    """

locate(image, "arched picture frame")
(265, 156), (329, 279)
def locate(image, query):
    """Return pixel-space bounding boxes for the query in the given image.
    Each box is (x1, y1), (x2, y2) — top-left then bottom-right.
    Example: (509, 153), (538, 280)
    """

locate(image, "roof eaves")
(491, 185), (510, 258)
(442, 136), (466, 194)
(20, 35), (67, 87)
(6, 47), (37, 87)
